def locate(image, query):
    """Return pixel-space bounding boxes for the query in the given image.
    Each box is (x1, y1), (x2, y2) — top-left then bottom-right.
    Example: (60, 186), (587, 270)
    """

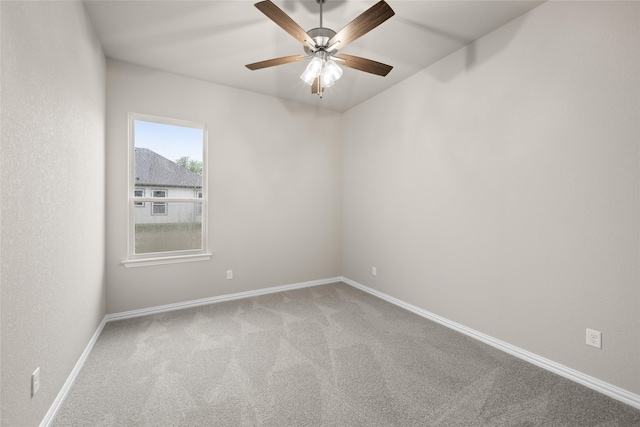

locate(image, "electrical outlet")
(226, 270), (233, 280)
(372, 267), (377, 276)
(586, 328), (602, 349)
(32, 367), (40, 397)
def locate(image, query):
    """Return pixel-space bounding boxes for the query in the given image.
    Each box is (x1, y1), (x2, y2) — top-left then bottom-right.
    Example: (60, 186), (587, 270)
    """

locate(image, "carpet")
(52, 282), (640, 426)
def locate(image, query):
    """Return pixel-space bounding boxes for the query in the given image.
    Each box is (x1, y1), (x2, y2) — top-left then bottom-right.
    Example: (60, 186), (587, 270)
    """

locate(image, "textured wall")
(342, 1), (639, 394)
(105, 60), (342, 313)
(0, 2), (106, 426)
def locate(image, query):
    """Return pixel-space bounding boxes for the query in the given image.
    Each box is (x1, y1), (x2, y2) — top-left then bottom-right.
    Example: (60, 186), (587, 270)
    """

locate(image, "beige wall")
(0, 2), (106, 426)
(105, 60), (342, 313)
(342, 1), (640, 394)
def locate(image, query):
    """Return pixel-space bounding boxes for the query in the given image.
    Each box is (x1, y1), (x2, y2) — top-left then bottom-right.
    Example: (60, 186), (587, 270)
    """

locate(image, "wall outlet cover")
(32, 367), (40, 396)
(586, 328), (602, 349)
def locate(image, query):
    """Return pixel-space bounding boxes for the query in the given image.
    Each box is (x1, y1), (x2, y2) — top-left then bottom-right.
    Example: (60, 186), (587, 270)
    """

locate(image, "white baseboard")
(341, 276), (640, 410)
(39, 317), (108, 427)
(105, 276), (343, 322)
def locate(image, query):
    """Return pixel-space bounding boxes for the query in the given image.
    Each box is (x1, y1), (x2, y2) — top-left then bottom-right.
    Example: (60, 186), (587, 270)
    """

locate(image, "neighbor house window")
(195, 190), (203, 215)
(151, 189), (167, 215)
(124, 113), (211, 267)
(134, 188), (145, 207)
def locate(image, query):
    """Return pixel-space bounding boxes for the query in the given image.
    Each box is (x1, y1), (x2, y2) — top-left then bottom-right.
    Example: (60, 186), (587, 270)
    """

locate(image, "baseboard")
(39, 316), (108, 427)
(105, 276), (343, 322)
(341, 276), (640, 410)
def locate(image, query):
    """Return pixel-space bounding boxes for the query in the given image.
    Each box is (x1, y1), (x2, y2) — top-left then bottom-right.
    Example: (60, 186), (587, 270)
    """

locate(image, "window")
(134, 188), (145, 207)
(151, 189), (167, 215)
(195, 190), (203, 215)
(125, 113), (210, 267)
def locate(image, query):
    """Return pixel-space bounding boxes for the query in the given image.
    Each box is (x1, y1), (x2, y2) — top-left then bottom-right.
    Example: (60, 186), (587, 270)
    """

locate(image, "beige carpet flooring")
(52, 282), (640, 426)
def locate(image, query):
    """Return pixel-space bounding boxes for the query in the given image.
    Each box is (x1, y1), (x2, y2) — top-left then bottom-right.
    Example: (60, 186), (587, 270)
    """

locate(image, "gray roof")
(135, 148), (202, 188)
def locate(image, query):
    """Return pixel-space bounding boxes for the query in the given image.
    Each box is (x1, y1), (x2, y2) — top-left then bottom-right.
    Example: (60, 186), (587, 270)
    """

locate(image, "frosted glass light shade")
(300, 57), (323, 85)
(321, 60), (342, 86)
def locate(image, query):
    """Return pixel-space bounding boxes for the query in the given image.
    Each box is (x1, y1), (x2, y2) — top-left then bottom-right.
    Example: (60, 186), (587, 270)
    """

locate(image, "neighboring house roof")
(135, 147), (202, 188)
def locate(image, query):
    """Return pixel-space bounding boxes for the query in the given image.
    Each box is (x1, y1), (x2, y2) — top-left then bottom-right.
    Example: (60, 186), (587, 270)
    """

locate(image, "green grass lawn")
(135, 223), (202, 254)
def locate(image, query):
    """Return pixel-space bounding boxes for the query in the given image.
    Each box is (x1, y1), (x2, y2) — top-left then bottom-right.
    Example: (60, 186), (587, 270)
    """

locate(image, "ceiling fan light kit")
(246, 0), (394, 98)
(300, 52), (342, 90)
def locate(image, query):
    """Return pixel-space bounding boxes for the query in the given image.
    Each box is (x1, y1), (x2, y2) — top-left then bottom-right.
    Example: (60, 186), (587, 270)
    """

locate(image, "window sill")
(122, 253), (212, 268)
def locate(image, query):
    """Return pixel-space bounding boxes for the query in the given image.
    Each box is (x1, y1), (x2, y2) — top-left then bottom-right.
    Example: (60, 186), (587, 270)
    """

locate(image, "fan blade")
(327, 0), (394, 52)
(335, 53), (392, 76)
(255, 1), (316, 50)
(312, 77), (321, 94)
(246, 54), (306, 70)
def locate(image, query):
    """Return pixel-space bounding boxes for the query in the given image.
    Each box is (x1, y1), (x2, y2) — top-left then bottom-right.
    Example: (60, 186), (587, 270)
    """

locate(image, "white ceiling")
(84, 0), (544, 112)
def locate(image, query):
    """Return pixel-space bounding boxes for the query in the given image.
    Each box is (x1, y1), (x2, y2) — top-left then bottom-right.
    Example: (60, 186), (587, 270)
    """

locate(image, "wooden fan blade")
(255, 0), (316, 49)
(335, 53), (393, 76)
(312, 77), (321, 94)
(246, 54), (306, 70)
(327, 0), (394, 52)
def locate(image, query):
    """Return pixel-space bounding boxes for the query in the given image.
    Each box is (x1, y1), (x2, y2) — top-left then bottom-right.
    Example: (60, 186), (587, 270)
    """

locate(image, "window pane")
(135, 202), (202, 254)
(134, 120), (203, 194)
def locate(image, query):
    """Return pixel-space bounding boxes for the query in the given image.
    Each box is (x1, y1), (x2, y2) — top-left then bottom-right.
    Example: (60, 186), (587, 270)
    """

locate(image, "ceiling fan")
(245, 0), (395, 97)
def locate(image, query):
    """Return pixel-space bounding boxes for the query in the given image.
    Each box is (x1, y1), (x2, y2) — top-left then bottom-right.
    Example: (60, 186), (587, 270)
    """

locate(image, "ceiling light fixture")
(299, 1), (342, 98)
(246, 0), (395, 99)
(300, 51), (343, 96)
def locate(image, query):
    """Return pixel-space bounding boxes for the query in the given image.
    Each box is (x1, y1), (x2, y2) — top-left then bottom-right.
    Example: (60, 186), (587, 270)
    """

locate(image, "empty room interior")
(1, 0), (639, 425)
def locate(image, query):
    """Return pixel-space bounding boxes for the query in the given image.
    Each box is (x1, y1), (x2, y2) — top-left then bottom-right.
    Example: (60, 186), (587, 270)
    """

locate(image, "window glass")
(135, 202), (202, 254)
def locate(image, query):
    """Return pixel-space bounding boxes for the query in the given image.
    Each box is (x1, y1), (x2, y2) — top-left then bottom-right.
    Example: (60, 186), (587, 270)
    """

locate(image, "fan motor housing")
(304, 27), (337, 55)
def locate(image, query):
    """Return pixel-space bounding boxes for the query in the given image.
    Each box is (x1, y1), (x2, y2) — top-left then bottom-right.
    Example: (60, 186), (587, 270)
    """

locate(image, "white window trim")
(123, 113), (211, 268)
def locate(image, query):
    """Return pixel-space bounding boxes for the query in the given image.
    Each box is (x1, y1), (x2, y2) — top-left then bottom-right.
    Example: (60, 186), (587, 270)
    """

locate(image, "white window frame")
(123, 113), (211, 268)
